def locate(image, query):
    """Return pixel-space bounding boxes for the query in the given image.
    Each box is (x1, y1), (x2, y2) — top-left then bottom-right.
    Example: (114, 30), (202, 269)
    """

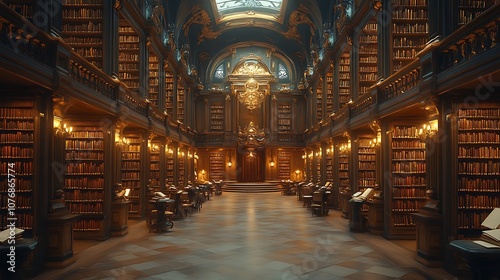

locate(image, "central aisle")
(39, 192), (457, 280)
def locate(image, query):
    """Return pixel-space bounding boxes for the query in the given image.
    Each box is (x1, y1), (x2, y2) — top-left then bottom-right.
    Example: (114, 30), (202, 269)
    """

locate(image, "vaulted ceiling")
(164, 0), (334, 82)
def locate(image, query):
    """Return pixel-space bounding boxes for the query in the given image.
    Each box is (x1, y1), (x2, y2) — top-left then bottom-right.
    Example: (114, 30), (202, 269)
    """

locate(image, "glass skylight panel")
(215, 0), (282, 13)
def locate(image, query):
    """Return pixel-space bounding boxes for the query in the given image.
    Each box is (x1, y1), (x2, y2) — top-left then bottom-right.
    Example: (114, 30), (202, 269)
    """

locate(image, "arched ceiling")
(167, 0), (331, 82)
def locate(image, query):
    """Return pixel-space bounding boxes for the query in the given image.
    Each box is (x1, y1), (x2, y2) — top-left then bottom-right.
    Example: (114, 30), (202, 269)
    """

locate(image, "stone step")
(222, 182), (281, 193)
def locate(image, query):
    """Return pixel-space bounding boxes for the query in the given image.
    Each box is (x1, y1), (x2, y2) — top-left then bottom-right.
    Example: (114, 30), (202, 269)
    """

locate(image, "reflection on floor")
(38, 192), (463, 280)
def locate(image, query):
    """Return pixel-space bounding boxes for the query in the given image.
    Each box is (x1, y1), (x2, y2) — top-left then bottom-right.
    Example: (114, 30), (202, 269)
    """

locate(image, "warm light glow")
(228, 161), (232, 167)
(53, 116), (62, 129)
(270, 160), (275, 167)
(418, 119), (438, 140)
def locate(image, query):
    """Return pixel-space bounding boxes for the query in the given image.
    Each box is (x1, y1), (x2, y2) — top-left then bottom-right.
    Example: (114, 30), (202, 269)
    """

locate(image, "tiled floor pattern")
(38, 192), (461, 280)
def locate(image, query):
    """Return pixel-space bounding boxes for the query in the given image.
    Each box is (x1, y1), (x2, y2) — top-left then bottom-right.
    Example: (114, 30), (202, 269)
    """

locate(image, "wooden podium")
(45, 212), (81, 268)
(365, 199), (384, 235)
(111, 200), (131, 237)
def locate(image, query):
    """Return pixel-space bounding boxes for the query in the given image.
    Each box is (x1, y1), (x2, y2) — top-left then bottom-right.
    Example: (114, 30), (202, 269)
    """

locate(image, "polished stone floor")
(38, 192), (462, 280)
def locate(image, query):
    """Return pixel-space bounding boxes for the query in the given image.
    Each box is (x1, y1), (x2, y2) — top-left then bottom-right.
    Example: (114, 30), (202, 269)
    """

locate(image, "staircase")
(222, 181), (281, 193)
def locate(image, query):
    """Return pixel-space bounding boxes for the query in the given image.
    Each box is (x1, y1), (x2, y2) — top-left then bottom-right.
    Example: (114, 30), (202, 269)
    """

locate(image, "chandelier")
(238, 121), (265, 150)
(237, 78), (268, 111)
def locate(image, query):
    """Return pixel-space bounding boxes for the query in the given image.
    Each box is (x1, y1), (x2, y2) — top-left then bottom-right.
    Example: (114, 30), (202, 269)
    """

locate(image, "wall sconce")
(418, 119), (438, 140)
(228, 161), (232, 167)
(370, 131), (382, 147)
(54, 116), (72, 134)
(339, 139), (351, 153)
(270, 160), (275, 167)
(200, 169), (206, 180)
(295, 169), (301, 181)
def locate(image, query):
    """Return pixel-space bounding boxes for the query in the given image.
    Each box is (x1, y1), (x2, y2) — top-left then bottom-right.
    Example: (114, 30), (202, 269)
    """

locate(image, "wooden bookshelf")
(62, 0), (104, 69)
(357, 137), (377, 190)
(338, 52), (351, 108)
(119, 23), (140, 93)
(210, 104), (224, 131)
(166, 149), (174, 185)
(338, 146), (350, 190)
(316, 78), (323, 122)
(121, 133), (142, 218)
(209, 152), (224, 181)
(458, 0), (496, 27)
(149, 140), (161, 188)
(278, 103), (292, 132)
(456, 106), (500, 239)
(278, 150), (291, 180)
(165, 67), (174, 116)
(178, 150), (185, 186)
(358, 20), (378, 96)
(388, 124), (427, 239)
(64, 124), (109, 240)
(0, 104), (36, 237)
(177, 77), (185, 123)
(4, 0), (33, 21)
(357, 136), (377, 215)
(326, 151), (333, 181)
(326, 67), (334, 115)
(148, 51), (159, 107)
(391, 0), (429, 73)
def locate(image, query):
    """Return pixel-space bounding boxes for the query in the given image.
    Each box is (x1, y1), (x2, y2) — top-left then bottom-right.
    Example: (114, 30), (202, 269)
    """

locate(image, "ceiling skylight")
(213, 0), (285, 23)
(215, 0), (282, 13)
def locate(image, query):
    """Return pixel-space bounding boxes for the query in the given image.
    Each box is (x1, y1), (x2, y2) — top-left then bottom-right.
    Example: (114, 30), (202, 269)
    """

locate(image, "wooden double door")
(240, 150), (264, 182)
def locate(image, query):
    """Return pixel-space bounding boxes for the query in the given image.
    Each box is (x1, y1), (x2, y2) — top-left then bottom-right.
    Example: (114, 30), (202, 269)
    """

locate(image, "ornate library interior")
(0, 0), (499, 279)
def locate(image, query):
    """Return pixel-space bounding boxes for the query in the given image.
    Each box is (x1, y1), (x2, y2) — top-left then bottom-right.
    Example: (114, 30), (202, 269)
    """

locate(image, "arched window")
(214, 63), (225, 80)
(278, 63), (289, 80)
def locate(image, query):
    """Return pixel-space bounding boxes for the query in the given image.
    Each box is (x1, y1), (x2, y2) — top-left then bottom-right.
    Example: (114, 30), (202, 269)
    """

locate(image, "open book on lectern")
(351, 188), (375, 202)
(479, 208), (500, 246)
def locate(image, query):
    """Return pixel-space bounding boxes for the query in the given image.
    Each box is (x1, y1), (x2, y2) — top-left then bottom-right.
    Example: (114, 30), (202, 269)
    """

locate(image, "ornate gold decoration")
(182, 5), (222, 45)
(238, 121), (265, 150)
(282, 5), (316, 46)
(237, 78), (268, 111)
(233, 61), (271, 76)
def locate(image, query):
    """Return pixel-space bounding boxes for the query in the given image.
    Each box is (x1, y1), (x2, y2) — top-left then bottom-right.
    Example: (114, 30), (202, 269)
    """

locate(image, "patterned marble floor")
(38, 192), (462, 280)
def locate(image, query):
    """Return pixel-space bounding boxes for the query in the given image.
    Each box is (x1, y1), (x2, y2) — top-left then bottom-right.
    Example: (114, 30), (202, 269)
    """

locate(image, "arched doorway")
(240, 150), (263, 182)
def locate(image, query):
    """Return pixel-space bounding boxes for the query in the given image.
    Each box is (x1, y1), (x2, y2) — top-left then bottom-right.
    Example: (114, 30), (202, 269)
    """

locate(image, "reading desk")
(450, 240), (500, 280)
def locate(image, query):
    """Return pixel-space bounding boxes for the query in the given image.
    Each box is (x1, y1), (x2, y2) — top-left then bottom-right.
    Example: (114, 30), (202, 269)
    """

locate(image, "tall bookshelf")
(64, 124), (109, 240)
(456, 106), (500, 239)
(338, 144), (350, 191)
(177, 77), (185, 123)
(278, 103), (292, 132)
(338, 52), (351, 108)
(149, 140), (161, 188)
(178, 149), (185, 186)
(326, 150), (333, 181)
(121, 133), (142, 218)
(391, 0), (429, 73)
(148, 51), (160, 107)
(165, 67), (174, 116)
(358, 20), (378, 96)
(326, 68), (334, 115)
(316, 78), (323, 122)
(278, 150), (291, 180)
(62, 0), (104, 69)
(357, 137), (377, 190)
(0, 103), (36, 237)
(210, 104), (224, 131)
(119, 23), (140, 93)
(209, 151), (224, 181)
(357, 136), (377, 214)
(166, 149), (174, 185)
(388, 124), (427, 239)
(4, 0), (34, 20)
(458, 0), (496, 27)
